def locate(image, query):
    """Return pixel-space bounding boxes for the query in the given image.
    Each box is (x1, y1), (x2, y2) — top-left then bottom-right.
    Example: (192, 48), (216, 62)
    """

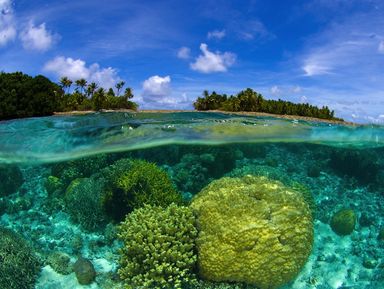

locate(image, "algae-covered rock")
(378, 228), (384, 241)
(118, 203), (197, 289)
(0, 227), (41, 289)
(46, 252), (72, 275)
(190, 175), (314, 289)
(73, 257), (96, 285)
(330, 208), (356, 236)
(45, 175), (64, 195)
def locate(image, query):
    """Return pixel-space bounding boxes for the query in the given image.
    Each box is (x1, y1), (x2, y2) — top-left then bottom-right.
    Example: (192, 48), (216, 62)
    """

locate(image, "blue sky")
(1, 0), (384, 122)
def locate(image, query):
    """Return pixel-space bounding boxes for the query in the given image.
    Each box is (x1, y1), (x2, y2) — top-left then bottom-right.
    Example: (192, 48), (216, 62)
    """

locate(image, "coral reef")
(330, 208), (356, 236)
(0, 227), (41, 289)
(118, 203), (197, 289)
(65, 177), (107, 231)
(102, 158), (182, 221)
(50, 154), (108, 186)
(44, 175), (64, 196)
(190, 175), (313, 289)
(0, 164), (23, 197)
(329, 149), (380, 184)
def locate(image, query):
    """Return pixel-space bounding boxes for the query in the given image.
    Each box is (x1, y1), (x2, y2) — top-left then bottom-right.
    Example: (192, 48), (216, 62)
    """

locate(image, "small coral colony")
(0, 144), (381, 289)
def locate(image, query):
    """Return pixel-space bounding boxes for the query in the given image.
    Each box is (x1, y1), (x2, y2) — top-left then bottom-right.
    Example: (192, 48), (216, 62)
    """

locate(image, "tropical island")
(0, 71), (343, 122)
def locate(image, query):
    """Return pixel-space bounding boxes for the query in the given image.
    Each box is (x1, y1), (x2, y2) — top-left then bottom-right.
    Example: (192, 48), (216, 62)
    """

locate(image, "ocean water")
(0, 111), (383, 289)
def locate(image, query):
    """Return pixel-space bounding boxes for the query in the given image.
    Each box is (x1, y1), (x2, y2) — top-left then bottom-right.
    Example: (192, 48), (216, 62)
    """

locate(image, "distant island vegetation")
(0, 71), (342, 122)
(0, 71), (137, 120)
(193, 89), (343, 121)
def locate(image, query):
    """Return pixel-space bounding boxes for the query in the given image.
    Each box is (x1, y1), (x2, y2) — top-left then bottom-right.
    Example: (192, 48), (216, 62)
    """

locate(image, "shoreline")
(54, 109), (356, 126)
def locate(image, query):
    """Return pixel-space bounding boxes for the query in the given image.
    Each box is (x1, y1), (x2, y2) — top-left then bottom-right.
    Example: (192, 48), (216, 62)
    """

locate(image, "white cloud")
(270, 85), (281, 95)
(190, 43), (236, 73)
(300, 95), (308, 103)
(302, 62), (332, 76)
(19, 22), (57, 51)
(207, 29), (226, 40)
(177, 46), (190, 59)
(238, 20), (273, 41)
(44, 56), (120, 89)
(292, 86), (302, 93)
(0, 0), (16, 46)
(142, 75), (171, 102)
(378, 40), (384, 53)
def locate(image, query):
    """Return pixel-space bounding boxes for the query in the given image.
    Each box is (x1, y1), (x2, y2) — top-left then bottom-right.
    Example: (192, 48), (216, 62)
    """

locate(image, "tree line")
(193, 88), (343, 121)
(0, 72), (138, 120)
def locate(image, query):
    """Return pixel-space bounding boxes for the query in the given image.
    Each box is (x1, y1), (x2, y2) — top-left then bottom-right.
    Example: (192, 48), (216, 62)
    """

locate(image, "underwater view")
(0, 111), (383, 289)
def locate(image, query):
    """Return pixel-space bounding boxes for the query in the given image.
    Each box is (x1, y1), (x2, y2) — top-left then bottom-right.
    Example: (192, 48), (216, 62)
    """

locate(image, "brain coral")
(190, 175), (313, 289)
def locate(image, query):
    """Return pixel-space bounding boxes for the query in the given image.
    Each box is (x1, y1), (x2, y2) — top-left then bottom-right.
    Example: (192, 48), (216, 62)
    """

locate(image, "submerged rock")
(73, 257), (96, 285)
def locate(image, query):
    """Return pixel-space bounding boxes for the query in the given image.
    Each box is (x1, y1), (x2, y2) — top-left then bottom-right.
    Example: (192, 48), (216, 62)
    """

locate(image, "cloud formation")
(20, 22), (57, 51)
(190, 43), (236, 73)
(142, 75), (171, 100)
(44, 56), (120, 89)
(378, 40), (384, 54)
(0, 0), (16, 46)
(177, 46), (190, 59)
(207, 29), (226, 40)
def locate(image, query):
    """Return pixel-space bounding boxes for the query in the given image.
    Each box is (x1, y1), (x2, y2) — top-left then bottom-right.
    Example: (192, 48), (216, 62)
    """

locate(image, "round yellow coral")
(191, 175), (313, 289)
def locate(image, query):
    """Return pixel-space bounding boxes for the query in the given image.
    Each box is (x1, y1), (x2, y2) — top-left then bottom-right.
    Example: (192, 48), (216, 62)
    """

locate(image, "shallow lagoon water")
(0, 112), (383, 289)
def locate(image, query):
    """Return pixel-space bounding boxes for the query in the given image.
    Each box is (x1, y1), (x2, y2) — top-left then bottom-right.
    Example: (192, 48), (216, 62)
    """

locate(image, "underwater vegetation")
(191, 175), (314, 289)
(118, 204), (197, 289)
(0, 227), (41, 289)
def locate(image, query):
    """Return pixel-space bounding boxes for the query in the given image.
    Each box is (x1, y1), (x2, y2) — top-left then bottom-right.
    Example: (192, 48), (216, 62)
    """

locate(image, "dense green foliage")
(0, 72), (61, 120)
(0, 72), (138, 120)
(193, 88), (343, 121)
(0, 227), (41, 289)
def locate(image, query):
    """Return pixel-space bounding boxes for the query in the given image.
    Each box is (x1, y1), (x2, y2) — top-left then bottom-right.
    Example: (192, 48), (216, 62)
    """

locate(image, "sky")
(1, 0), (384, 123)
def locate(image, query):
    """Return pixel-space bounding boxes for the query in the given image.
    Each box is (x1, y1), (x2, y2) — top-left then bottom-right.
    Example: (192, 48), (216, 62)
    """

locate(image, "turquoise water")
(0, 112), (383, 289)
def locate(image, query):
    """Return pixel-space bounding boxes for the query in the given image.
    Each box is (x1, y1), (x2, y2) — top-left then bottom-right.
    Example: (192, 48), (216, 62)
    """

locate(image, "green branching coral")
(103, 159), (182, 221)
(118, 204), (198, 289)
(0, 227), (41, 289)
(65, 178), (107, 231)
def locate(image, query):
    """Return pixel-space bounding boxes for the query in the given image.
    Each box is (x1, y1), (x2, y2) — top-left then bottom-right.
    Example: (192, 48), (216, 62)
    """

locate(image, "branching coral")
(65, 178), (107, 230)
(0, 227), (41, 289)
(118, 204), (197, 289)
(102, 159), (182, 221)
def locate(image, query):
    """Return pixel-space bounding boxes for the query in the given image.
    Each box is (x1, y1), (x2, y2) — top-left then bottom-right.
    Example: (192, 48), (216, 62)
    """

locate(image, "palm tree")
(59, 76), (72, 94)
(75, 78), (87, 95)
(123, 87), (133, 99)
(115, 81), (125, 96)
(86, 82), (98, 98)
